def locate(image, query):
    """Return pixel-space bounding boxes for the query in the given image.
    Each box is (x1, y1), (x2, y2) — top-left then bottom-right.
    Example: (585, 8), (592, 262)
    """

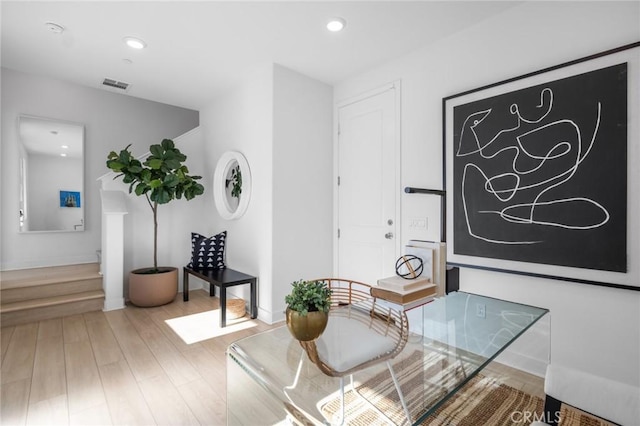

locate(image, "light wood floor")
(1, 289), (277, 426)
(1, 290), (545, 425)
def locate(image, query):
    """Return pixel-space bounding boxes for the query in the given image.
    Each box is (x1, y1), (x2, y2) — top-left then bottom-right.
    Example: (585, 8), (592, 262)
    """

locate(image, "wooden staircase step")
(1, 277), (103, 304)
(1, 290), (105, 313)
(0, 263), (105, 327)
(0, 290), (105, 327)
(0, 263), (101, 289)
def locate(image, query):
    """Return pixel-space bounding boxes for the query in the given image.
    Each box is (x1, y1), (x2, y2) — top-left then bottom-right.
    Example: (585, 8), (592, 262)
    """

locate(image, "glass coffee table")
(227, 292), (549, 425)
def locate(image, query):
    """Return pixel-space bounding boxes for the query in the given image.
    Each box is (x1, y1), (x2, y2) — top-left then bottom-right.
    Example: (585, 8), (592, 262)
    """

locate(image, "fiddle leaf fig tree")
(106, 139), (204, 272)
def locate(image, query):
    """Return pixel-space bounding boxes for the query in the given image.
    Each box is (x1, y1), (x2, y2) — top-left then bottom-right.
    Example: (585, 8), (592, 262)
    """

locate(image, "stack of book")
(372, 275), (437, 305)
(405, 240), (447, 297)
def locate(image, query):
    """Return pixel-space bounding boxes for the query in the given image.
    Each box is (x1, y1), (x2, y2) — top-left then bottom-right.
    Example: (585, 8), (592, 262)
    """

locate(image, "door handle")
(385, 232), (394, 240)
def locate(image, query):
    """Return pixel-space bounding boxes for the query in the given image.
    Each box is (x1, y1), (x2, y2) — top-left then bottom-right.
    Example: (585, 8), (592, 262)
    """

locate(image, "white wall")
(1, 68), (199, 270)
(200, 64), (276, 320)
(199, 63), (333, 324)
(335, 1), (640, 386)
(272, 65), (334, 321)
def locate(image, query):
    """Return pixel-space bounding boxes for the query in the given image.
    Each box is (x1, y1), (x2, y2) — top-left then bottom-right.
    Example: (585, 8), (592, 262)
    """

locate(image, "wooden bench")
(183, 267), (257, 327)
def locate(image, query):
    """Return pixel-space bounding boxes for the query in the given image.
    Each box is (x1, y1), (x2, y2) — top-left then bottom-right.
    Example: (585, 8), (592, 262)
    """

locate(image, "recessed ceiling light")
(61, 145), (69, 149)
(124, 36), (146, 50)
(60, 153), (67, 157)
(45, 22), (65, 34)
(327, 17), (346, 32)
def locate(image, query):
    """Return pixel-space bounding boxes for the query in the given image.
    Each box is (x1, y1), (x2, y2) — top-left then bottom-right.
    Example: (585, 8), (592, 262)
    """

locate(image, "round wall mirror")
(213, 151), (251, 220)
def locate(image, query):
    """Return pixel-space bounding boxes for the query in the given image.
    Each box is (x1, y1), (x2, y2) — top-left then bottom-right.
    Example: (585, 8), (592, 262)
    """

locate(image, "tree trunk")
(153, 202), (158, 270)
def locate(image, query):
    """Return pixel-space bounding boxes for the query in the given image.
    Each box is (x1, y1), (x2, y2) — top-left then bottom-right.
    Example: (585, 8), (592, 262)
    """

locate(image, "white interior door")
(337, 85), (399, 284)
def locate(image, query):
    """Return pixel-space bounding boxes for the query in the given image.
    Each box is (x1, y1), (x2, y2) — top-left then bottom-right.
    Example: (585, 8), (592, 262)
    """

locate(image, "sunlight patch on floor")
(165, 309), (257, 344)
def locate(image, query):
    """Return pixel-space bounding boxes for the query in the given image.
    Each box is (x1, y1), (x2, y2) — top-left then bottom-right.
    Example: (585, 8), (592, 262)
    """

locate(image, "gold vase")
(286, 308), (328, 341)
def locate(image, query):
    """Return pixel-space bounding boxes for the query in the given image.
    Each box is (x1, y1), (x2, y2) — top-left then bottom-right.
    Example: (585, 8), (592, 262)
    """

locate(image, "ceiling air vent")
(101, 78), (130, 92)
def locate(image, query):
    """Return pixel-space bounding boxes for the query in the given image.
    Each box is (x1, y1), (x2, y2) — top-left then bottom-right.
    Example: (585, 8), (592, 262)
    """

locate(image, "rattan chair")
(298, 278), (411, 425)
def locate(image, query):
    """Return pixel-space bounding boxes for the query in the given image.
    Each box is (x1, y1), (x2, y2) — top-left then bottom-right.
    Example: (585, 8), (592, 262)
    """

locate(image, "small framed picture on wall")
(60, 190), (81, 208)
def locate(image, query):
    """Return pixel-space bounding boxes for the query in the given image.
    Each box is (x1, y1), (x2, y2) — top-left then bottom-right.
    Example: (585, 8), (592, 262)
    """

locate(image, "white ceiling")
(1, 1), (520, 111)
(19, 115), (84, 158)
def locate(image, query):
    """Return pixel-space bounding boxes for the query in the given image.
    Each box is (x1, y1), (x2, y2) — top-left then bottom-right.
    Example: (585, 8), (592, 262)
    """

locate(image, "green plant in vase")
(285, 279), (332, 341)
(106, 138), (204, 307)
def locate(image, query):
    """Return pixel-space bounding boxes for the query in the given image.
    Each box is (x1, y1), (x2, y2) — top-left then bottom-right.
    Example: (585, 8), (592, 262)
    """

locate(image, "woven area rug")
(319, 350), (609, 426)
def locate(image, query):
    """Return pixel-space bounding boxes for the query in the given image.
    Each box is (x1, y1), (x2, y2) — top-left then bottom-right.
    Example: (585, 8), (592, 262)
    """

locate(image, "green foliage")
(285, 280), (332, 316)
(230, 166), (242, 199)
(106, 139), (205, 270)
(106, 139), (205, 206)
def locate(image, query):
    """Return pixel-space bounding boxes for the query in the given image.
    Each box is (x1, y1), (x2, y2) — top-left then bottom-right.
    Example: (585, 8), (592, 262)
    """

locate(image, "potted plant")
(285, 279), (332, 341)
(106, 138), (204, 307)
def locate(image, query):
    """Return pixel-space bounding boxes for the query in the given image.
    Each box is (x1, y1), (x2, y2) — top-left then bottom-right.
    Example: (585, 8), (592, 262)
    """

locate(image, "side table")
(183, 267), (257, 327)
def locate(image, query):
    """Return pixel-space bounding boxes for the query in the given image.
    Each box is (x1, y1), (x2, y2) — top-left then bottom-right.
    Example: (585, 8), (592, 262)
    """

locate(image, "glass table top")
(227, 291), (549, 425)
(414, 291), (549, 423)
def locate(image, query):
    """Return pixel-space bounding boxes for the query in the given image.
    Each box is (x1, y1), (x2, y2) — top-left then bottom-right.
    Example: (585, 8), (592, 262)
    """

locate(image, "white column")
(100, 190), (128, 311)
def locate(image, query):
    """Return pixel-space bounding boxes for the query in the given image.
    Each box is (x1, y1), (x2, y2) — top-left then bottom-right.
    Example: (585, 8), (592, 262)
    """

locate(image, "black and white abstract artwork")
(444, 42), (640, 289)
(451, 63), (627, 273)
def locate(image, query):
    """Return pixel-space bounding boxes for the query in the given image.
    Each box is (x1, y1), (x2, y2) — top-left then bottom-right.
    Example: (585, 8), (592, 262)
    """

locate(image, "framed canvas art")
(443, 42), (640, 290)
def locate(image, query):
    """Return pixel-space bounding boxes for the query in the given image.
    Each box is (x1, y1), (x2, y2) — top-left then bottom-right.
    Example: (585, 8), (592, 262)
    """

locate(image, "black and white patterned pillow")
(188, 231), (226, 270)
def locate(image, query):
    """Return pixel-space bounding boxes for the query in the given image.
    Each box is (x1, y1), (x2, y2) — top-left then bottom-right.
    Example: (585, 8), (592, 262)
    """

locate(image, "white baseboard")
(495, 349), (548, 378)
(103, 298), (125, 312)
(258, 306), (286, 325)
